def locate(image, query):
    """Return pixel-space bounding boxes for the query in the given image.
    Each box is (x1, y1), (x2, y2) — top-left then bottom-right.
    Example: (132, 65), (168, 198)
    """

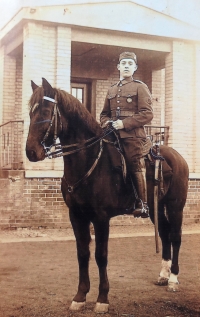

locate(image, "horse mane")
(29, 86), (103, 137)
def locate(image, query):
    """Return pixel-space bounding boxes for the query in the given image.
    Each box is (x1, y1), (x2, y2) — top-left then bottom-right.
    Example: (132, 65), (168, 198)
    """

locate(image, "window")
(71, 87), (84, 103)
(71, 81), (94, 115)
(71, 83), (87, 106)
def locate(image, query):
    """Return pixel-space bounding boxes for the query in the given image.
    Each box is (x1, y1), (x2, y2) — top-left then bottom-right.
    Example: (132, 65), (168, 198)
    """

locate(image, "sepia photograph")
(0, 0), (200, 316)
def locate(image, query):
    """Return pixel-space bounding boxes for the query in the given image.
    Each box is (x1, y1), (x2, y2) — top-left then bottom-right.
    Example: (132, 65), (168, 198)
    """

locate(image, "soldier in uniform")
(100, 52), (153, 218)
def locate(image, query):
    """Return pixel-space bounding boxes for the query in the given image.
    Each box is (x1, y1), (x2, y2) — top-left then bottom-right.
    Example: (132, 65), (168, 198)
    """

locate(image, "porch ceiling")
(71, 41), (167, 69)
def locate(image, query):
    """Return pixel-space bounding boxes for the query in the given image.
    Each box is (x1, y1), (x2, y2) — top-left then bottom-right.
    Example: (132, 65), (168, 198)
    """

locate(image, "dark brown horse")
(26, 78), (189, 313)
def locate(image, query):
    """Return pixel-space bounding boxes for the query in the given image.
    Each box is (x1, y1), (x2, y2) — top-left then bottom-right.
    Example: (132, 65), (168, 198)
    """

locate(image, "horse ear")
(31, 80), (39, 92)
(42, 78), (53, 93)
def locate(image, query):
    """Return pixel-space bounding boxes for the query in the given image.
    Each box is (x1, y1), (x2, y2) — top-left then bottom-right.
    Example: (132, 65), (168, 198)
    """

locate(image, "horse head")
(26, 78), (62, 162)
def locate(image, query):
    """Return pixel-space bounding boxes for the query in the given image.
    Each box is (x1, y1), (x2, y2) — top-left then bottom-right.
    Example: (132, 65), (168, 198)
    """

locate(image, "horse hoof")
(155, 277), (169, 286)
(94, 302), (109, 313)
(167, 282), (179, 292)
(69, 300), (86, 311)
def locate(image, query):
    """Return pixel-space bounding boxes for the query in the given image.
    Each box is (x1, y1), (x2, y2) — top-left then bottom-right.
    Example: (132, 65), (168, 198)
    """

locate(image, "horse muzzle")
(26, 146), (45, 162)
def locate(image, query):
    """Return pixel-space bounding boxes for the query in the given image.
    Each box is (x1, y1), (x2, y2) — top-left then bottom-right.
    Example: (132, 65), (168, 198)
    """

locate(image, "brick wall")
(184, 179), (200, 223)
(0, 173), (69, 229)
(0, 172), (199, 229)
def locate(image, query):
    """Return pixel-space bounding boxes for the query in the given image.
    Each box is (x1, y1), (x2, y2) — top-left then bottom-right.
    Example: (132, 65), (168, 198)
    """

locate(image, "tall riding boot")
(132, 171), (149, 218)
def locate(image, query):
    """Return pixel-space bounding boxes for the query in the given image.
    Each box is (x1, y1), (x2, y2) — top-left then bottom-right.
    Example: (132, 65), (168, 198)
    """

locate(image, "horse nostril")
(30, 150), (35, 157)
(26, 149), (37, 162)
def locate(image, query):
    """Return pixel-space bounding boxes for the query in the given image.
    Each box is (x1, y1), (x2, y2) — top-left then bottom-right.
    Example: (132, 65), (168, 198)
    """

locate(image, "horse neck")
(59, 114), (102, 184)
(60, 113), (101, 145)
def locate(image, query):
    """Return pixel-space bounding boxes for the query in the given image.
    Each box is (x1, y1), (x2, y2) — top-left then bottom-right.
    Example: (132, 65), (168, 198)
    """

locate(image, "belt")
(111, 109), (134, 117)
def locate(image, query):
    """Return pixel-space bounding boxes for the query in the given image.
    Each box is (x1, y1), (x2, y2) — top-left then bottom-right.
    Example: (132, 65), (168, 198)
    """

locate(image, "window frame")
(71, 83), (87, 107)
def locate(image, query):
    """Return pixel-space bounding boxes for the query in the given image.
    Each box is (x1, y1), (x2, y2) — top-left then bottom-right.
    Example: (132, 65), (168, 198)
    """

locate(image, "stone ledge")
(189, 173), (200, 179)
(0, 169), (25, 179)
(25, 170), (63, 178)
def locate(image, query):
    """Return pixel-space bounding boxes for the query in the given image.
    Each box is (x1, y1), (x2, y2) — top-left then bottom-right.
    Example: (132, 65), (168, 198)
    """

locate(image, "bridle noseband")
(37, 96), (62, 158)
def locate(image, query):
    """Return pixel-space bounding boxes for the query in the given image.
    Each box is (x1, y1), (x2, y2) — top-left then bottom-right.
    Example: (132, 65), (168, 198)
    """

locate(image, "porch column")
(53, 26), (71, 171)
(22, 22), (46, 171)
(56, 26), (71, 92)
(194, 43), (200, 174)
(151, 69), (165, 126)
(0, 45), (16, 124)
(165, 41), (195, 171)
(0, 45), (5, 125)
(22, 22), (72, 173)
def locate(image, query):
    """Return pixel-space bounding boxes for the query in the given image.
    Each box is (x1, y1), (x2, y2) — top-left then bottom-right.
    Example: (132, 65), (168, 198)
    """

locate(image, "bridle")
(34, 94), (116, 192)
(35, 96), (63, 158)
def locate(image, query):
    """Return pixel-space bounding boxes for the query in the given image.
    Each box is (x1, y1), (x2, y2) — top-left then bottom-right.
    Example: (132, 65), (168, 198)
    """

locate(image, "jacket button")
(117, 100), (120, 103)
(117, 95), (120, 97)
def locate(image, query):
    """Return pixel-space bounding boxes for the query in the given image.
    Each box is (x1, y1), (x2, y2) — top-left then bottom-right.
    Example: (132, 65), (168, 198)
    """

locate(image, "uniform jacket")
(100, 78), (153, 138)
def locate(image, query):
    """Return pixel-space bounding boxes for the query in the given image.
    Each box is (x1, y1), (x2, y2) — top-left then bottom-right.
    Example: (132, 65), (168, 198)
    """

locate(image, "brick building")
(0, 1), (200, 228)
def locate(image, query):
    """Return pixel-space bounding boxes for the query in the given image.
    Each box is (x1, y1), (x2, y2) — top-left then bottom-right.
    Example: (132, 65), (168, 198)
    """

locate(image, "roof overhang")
(1, 2), (200, 44)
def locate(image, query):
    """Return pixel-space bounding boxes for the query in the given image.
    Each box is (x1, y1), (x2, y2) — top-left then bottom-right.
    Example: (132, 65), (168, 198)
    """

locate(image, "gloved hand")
(112, 119), (124, 130)
(101, 120), (113, 129)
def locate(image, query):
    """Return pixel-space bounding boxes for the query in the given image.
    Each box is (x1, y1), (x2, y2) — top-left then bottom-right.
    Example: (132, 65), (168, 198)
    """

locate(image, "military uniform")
(100, 51), (153, 217)
(100, 77), (153, 171)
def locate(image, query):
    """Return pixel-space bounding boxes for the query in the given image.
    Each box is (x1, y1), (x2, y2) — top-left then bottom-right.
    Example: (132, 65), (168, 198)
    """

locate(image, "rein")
(37, 95), (115, 159)
(64, 139), (104, 193)
(35, 95), (116, 192)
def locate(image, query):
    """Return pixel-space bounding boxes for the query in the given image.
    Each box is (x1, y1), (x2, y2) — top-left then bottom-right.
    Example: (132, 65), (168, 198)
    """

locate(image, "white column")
(0, 45), (5, 125)
(22, 22), (57, 172)
(56, 26), (71, 92)
(165, 41), (195, 171)
(53, 26), (71, 171)
(194, 43), (200, 174)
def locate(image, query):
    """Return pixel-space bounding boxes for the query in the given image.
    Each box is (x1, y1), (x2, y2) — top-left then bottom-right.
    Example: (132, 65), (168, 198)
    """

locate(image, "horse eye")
(42, 109), (50, 116)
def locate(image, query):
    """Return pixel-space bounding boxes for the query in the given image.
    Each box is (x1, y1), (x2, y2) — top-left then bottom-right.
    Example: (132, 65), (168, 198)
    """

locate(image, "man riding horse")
(100, 52), (153, 218)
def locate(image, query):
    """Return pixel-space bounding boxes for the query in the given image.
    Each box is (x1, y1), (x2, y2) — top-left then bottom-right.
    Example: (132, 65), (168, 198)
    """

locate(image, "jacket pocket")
(134, 126), (147, 138)
(121, 91), (137, 97)
(121, 91), (137, 104)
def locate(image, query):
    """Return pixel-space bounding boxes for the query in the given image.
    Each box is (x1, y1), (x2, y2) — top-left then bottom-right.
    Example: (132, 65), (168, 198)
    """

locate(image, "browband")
(43, 96), (57, 103)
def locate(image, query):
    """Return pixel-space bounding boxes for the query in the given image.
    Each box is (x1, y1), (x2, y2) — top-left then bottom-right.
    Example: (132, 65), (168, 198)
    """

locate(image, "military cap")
(119, 52), (137, 64)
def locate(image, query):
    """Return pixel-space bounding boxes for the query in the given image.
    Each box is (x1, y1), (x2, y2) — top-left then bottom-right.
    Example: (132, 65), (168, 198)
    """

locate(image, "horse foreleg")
(93, 219), (109, 313)
(69, 209), (91, 311)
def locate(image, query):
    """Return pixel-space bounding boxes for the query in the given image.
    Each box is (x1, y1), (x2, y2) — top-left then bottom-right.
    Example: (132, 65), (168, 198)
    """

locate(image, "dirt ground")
(0, 223), (200, 317)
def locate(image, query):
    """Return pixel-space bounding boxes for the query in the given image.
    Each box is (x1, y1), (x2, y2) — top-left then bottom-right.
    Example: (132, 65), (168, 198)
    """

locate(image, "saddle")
(103, 131), (173, 198)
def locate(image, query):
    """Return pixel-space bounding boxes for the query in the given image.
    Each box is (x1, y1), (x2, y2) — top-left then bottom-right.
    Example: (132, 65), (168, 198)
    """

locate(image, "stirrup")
(133, 200), (149, 218)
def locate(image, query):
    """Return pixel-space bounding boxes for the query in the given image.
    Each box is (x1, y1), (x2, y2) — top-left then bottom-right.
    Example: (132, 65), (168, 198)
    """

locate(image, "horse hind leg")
(93, 218), (110, 313)
(69, 209), (91, 311)
(162, 200), (183, 292)
(156, 259), (172, 286)
(154, 202), (172, 286)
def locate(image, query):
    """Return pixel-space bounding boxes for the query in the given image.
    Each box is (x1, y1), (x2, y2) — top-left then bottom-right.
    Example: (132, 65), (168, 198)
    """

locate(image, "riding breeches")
(121, 137), (148, 172)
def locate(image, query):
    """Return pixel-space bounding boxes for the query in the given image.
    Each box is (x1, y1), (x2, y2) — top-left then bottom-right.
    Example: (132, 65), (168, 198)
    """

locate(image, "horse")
(26, 78), (189, 313)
